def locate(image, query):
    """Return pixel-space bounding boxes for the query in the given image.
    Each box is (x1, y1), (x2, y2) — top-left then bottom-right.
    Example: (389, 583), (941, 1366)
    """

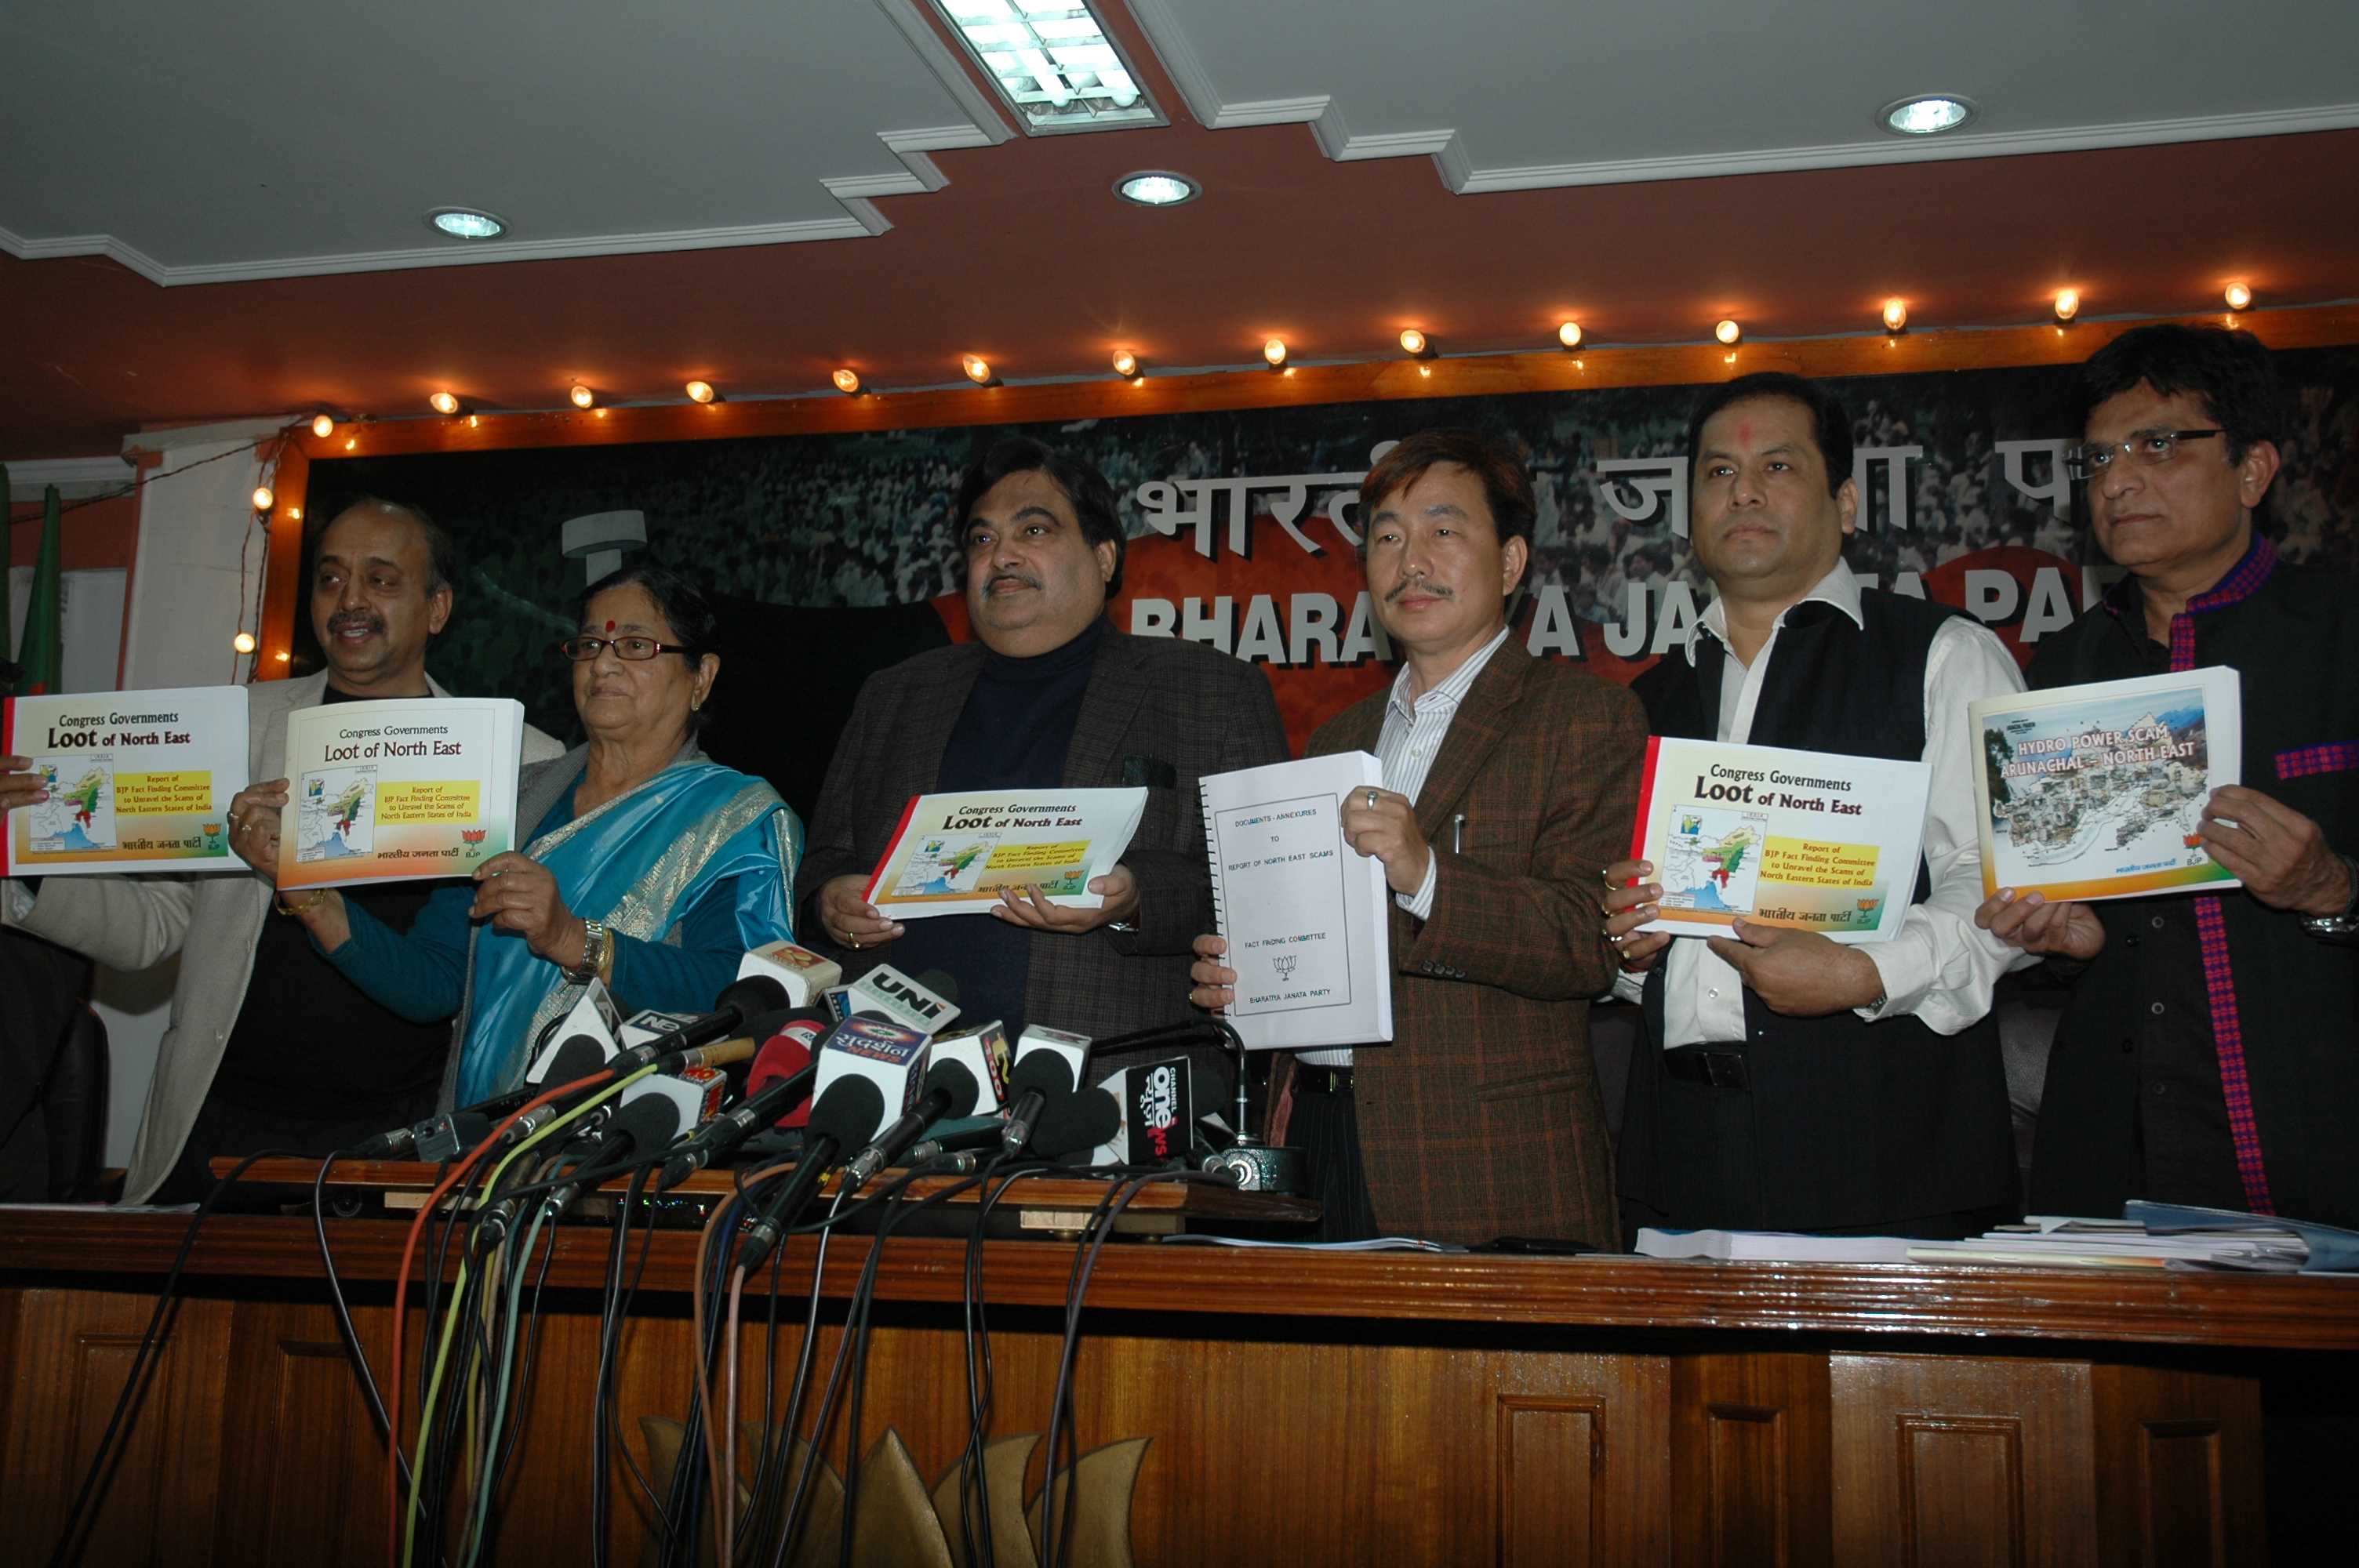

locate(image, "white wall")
(121, 436), (268, 692)
(8, 566), (127, 692)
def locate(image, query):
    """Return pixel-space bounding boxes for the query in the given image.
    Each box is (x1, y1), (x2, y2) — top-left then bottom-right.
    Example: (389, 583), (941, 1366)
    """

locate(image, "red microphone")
(751, 1015), (826, 1128)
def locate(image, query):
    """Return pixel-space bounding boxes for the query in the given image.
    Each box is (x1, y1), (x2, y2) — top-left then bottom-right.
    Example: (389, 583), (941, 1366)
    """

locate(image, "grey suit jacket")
(797, 625), (1289, 1047)
(3, 672), (563, 1201)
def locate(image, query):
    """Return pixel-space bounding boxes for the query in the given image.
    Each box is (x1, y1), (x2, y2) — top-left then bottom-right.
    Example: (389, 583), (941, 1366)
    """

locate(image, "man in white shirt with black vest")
(1603, 372), (2028, 1242)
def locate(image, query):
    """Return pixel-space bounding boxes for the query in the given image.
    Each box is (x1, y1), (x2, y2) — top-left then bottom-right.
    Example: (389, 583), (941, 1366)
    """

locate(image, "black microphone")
(905, 1120), (1016, 1165)
(842, 1058), (983, 1186)
(1029, 1085), (1121, 1160)
(474, 1084), (682, 1247)
(614, 975), (790, 1069)
(536, 1094), (684, 1221)
(999, 1050), (1075, 1155)
(352, 1033), (612, 1160)
(736, 1077), (885, 1274)
(656, 1054), (822, 1191)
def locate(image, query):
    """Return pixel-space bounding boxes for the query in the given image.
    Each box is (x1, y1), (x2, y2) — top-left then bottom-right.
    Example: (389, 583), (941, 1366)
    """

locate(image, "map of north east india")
(1662, 808), (1768, 914)
(297, 765), (376, 862)
(30, 757), (114, 852)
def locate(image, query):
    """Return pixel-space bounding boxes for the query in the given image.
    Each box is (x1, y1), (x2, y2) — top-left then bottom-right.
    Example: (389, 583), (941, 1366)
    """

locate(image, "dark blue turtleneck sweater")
(889, 618), (1104, 1040)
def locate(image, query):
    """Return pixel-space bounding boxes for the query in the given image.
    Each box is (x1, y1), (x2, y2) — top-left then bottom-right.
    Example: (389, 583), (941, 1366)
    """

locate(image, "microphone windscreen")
(1008, 1051), (1075, 1099)
(806, 1076), (889, 1151)
(921, 1058), (981, 1120)
(543, 1035), (609, 1087)
(1031, 1087), (1121, 1158)
(715, 973), (789, 1018)
(754, 1015), (828, 1127)
(912, 968), (960, 1006)
(602, 1094), (684, 1162)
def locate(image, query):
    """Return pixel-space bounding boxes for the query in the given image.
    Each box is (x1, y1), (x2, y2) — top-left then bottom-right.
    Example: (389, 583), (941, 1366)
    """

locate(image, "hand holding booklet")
(1630, 735), (1932, 942)
(274, 696), (526, 891)
(864, 788), (1147, 917)
(1199, 751), (1392, 1050)
(4, 684), (250, 876)
(1970, 667), (2242, 902)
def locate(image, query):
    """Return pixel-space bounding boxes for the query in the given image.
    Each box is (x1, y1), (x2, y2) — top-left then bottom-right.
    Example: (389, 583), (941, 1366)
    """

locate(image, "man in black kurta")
(1980, 325), (2359, 1228)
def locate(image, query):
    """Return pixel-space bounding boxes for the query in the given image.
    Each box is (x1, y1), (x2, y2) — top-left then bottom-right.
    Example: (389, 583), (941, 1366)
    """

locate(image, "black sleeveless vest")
(1618, 591), (2019, 1229)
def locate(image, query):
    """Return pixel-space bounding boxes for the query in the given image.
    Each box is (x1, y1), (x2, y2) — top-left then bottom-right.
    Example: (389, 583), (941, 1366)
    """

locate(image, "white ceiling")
(5, 0), (2357, 287)
(1135, 0), (2359, 189)
(0, 0), (1011, 284)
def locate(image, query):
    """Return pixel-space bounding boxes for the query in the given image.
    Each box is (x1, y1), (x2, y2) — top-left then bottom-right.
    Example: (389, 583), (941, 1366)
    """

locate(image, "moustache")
(987, 570), (1042, 592)
(1384, 578), (1453, 605)
(327, 611), (387, 636)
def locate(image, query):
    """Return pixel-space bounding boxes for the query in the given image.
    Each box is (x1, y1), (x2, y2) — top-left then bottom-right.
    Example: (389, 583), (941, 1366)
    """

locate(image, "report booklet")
(863, 786), (1148, 918)
(1630, 736), (1932, 943)
(274, 696), (526, 891)
(1970, 667), (2242, 902)
(3, 684), (250, 876)
(1199, 751), (1392, 1050)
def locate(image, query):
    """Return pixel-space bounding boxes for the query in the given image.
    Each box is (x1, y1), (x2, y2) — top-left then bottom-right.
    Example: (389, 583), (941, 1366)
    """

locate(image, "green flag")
(0, 463), (12, 683)
(19, 483), (65, 695)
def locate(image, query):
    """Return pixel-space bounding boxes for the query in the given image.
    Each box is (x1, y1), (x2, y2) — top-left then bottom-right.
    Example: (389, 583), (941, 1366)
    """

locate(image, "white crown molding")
(871, 0), (1016, 144)
(121, 417), (300, 454)
(0, 115), (995, 285)
(2, 456), (139, 498)
(1441, 99), (2359, 192)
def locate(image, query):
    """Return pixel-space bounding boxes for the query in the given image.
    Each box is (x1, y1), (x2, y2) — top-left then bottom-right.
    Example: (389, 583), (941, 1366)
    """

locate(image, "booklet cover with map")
(1630, 737), (1933, 943)
(274, 696), (525, 891)
(863, 787), (1148, 917)
(1971, 667), (2242, 902)
(1199, 751), (1392, 1049)
(3, 685), (250, 875)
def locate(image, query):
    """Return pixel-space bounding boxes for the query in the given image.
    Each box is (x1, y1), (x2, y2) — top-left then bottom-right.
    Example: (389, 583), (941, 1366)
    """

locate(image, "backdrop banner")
(306, 345), (2359, 759)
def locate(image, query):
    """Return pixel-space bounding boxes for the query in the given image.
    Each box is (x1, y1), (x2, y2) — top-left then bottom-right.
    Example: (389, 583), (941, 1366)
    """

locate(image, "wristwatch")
(2299, 853), (2359, 941)
(562, 919), (609, 984)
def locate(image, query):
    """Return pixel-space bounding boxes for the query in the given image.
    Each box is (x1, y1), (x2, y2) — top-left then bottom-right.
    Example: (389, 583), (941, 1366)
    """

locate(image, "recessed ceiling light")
(1878, 95), (1978, 136)
(1114, 171), (1199, 207)
(428, 208), (507, 240)
(935, 1), (1162, 133)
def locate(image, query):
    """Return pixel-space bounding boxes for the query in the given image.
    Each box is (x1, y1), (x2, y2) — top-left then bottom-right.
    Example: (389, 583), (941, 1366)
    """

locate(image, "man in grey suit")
(801, 437), (1289, 1086)
(0, 499), (562, 1202)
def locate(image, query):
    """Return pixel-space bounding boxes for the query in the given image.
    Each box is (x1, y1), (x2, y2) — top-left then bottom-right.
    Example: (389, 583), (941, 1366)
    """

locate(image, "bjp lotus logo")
(202, 822), (224, 853)
(460, 829), (488, 856)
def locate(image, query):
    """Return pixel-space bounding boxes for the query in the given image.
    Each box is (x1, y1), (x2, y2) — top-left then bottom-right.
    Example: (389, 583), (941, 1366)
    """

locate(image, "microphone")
(656, 1042), (822, 1190)
(998, 1047), (1076, 1156)
(736, 1076), (886, 1273)
(755, 1015), (830, 1128)
(350, 1032), (614, 1161)
(1029, 1085), (1122, 1160)
(612, 975), (790, 1069)
(475, 1087), (683, 1247)
(927, 1021), (1009, 1116)
(833, 964), (961, 1036)
(842, 1058), (985, 1187)
(536, 1093), (684, 1221)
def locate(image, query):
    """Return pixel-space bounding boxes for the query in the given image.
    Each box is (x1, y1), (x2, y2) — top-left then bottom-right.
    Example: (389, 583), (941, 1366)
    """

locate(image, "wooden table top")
(5, 1201), (2357, 1353)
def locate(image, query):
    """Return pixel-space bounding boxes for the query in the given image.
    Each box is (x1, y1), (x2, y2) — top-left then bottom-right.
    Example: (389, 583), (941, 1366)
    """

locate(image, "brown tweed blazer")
(797, 624), (1290, 1051)
(1310, 641), (1646, 1248)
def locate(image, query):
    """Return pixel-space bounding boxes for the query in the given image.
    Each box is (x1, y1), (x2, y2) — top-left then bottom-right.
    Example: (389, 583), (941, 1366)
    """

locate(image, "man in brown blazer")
(801, 437), (1289, 1088)
(1192, 430), (1646, 1247)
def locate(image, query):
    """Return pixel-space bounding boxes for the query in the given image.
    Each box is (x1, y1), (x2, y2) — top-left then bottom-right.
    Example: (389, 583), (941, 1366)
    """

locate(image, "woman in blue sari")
(279, 565), (799, 1103)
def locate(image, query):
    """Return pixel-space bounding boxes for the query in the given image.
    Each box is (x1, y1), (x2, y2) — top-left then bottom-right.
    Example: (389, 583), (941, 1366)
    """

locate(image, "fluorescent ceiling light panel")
(934, 0), (1164, 133)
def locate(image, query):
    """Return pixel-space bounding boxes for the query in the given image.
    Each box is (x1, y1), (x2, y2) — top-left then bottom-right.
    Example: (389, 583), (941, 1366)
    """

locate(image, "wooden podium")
(3, 1190), (2354, 1566)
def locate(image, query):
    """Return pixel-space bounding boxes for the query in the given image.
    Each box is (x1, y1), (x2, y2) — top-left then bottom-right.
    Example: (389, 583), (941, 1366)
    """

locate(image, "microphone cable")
(45, 1147), (300, 1568)
(387, 1063), (642, 1568)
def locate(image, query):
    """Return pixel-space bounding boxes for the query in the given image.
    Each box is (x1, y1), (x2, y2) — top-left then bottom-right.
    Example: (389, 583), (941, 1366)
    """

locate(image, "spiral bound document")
(1200, 751), (1393, 1051)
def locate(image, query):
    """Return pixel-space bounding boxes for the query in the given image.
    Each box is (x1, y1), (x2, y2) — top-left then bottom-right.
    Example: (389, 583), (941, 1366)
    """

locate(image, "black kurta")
(2028, 535), (2359, 1227)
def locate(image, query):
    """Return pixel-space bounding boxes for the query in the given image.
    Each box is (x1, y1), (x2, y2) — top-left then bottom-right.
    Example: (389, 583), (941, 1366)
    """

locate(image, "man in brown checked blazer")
(801, 437), (1289, 1090)
(1192, 430), (1647, 1247)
